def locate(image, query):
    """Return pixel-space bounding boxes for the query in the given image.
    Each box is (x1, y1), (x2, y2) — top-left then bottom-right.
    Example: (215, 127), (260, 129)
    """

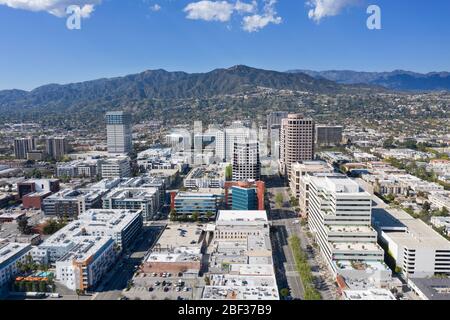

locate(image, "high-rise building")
(307, 175), (390, 280)
(289, 161), (334, 217)
(232, 141), (261, 182)
(279, 114), (315, 177)
(215, 125), (254, 161)
(267, 112), (288, 156)
(270, 125), (281, 159)
(46, 137), (68, 161)
(106, 111), (133, 154)
(14, 137), (35, 159)
(267, 111), (288, 133)
(316, 125), (343, 146)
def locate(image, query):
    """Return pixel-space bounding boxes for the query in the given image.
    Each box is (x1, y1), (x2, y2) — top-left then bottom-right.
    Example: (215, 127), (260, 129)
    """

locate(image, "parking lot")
(124, 272), (203, 300)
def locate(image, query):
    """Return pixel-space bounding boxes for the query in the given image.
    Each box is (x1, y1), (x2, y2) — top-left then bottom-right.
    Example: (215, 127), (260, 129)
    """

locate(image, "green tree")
(39, 281), (47, 293)
(169, 209), (178, 221)
(280, 288), (290, 298)
(225, 165), (233, 181)
(191, 212), (200, 222)
(206, 211), (214, 221)
(275, 193), (284, 208)
(17, 218), (32, 235)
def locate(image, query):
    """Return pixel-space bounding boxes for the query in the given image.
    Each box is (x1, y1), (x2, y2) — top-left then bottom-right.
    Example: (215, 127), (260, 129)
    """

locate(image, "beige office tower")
(279, 114), (315, 177)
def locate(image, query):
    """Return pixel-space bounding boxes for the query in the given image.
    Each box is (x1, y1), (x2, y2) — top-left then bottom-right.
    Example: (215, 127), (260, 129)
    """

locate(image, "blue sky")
(1, 0), (449, 90)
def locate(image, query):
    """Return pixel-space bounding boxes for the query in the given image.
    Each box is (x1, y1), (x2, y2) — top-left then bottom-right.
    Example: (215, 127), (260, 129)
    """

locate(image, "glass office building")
(231, 186), (257, 211)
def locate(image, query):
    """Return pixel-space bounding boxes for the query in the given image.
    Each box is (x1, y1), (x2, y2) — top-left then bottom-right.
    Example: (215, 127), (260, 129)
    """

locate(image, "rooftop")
(216, 210), (268, 223)
(343, 289), (396, 300)
(373, 207), (450, 249)
(409, 278), (450, 300)
(0, 242), (31, 266)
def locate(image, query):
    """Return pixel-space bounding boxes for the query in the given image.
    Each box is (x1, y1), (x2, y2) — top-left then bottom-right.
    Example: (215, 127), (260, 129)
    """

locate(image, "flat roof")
(217, 210), (268, 223)
(310, 176), (368, 195)
(374, 207), (450, 249)
(409, 278), (450, 300)
(343, 289), (396, 300)
(0, 242), (31, 266)
(332, 242), (382, 252)
(153, 223), (205, 252)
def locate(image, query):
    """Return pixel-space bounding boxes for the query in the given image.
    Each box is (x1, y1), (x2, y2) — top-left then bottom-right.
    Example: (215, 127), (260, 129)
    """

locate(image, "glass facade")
(231, 186), (257, 211)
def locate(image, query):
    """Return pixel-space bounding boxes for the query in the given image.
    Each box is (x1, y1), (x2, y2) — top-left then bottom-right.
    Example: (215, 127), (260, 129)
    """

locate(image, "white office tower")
(270, 126), (281, 159)
(215, 125), (254, 162)
(279, 114), (315, 177)
(308, 175), (391, 283)
(232, 141), (261, 182)
(267, 111), (288, 155)
(106, 111), (133, 154)
(14, 137), (36, 159)
(289, 161), (334, 216)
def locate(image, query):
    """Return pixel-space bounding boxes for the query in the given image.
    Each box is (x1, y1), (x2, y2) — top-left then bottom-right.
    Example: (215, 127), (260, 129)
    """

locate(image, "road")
(93, 225), (165, 300)
(266, 175), (339, 300)
(265, 175), (305, 300)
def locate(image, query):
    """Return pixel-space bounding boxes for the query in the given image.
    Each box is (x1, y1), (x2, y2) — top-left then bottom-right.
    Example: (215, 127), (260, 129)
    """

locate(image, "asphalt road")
(267, 182), (305, 300)
(93, 225), (165, 300)
(266, 178), (339, 301)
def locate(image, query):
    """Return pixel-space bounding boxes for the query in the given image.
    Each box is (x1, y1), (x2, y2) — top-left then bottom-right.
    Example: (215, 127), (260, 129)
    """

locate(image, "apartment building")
(45, 137), (69, 161)
(13, 137), (36, 160)
(429, 192), (450, 212)
(42, 188), (106, 217)
(316, 125), (343, 146)
(0, 242), (32, 288)
(102, 187), (160, 221)
(100, 156), (132, 178)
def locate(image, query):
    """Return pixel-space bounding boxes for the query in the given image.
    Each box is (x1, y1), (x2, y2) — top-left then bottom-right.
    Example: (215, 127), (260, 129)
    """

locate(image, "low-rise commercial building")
(373, 207), (450, 278)
(224, 181), (265, 211)
(143, 223), (206, 275)
(203, 210), (279, 300)
(171, 190), (223, 218)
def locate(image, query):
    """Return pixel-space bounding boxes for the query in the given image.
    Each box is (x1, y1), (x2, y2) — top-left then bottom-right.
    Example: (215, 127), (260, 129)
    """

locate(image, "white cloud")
(307, 0), (359, 22)
(184, 1), (235, 22)
(150, 4), (161, 12)
(234, 0), (257, 13)
(0, 0), (102, 17)
(242, 0), (281, 32)
(184, 0), (280, 32)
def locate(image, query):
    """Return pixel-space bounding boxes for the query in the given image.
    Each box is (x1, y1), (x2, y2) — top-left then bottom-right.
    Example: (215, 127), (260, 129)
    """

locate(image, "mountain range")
(0, 65), (448, 124)
(287, 69), (450, 91)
